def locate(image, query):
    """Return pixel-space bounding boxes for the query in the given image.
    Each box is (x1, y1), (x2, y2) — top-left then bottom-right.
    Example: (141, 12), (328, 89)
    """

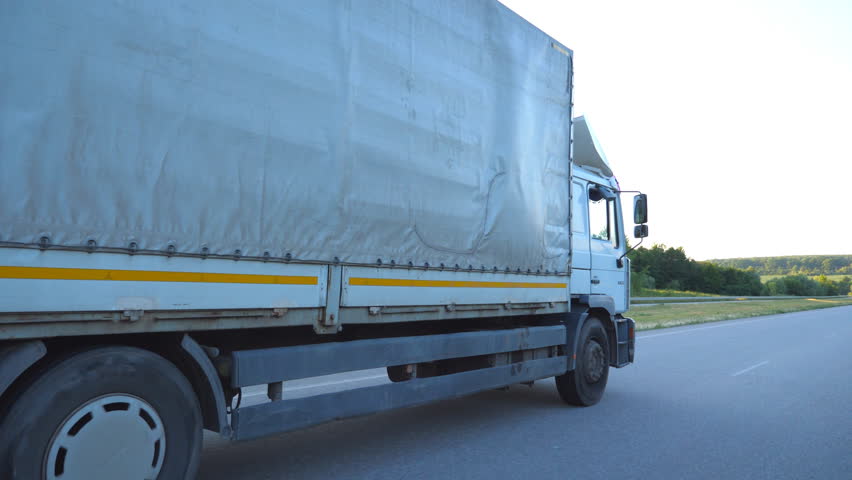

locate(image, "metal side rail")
(230, 356), (567, 441)
(230, 325), (567, 387)
(225, 325), (569, 441)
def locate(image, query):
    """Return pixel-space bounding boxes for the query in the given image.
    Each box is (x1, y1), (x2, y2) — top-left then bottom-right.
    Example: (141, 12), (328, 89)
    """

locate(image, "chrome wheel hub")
(583, 340), (606, 383)
(45, 394), (165, 480)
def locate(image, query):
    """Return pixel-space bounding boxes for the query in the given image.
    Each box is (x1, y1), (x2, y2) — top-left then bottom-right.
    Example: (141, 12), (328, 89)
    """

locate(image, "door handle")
(591, 278), (601, 285)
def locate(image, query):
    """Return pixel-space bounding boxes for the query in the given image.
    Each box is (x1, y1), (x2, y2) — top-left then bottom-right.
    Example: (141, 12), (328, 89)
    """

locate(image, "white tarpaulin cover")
(0, 0), (574, 273)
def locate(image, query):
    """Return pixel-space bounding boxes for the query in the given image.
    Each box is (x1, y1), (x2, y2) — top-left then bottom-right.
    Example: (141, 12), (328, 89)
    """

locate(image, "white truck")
(0, 1), (648, 478)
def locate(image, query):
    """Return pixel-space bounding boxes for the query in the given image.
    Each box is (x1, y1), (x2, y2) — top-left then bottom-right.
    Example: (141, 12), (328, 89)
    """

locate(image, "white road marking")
(732, 360), (770, 377)
(243, 374), (389, 397)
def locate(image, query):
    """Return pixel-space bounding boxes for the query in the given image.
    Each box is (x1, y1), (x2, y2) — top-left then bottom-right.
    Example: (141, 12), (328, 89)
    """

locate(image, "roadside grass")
(632, 288), (719, 297)
(627, 297), (852, 330)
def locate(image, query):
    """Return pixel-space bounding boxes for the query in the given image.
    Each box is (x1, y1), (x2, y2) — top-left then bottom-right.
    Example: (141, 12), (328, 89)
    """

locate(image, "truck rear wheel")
(0, 346), (202, 480)
(555, 316), (610, 406)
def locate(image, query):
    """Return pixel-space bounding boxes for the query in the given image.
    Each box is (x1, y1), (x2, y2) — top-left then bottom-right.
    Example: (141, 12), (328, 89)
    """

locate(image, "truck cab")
(571, 168), (629, 312)
(570, 116), (646, 313)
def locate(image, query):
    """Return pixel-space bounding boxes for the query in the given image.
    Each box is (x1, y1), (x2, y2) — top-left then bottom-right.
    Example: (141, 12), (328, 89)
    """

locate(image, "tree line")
(764, 275), (852, 296)
(628, 245), (852, 296)
(709, 255), (852, 276)
(628, 245), (764, 295)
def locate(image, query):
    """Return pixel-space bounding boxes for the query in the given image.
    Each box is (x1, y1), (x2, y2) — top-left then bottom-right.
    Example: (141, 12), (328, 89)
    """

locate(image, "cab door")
(570, 180), (591, 295)
(588, 185), (628, 312)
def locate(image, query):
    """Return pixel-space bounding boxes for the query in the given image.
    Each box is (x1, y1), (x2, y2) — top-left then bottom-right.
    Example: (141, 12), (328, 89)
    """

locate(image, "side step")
(231, 356), (567, 441)
(613, 316), (635, 367)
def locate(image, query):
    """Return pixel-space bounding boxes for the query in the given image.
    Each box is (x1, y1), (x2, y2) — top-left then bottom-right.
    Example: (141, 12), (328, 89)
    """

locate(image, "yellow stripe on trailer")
(0, 266), (318, 285)
(348, 277), (567, 289)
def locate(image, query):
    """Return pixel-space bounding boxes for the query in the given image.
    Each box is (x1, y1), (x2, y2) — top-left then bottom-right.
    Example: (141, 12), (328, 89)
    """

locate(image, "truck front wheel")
(555, 316), (610, 406)
(0, 346), (202, 480)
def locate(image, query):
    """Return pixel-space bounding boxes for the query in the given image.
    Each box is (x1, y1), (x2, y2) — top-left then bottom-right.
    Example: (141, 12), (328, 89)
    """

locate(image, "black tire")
(555, 316), (610, 406)
(0, 346), (202, 480)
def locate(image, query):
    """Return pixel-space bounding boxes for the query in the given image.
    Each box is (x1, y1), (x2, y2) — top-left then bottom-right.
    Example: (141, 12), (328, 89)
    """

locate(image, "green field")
(627, 297), (852, 330)
(760, 274), (851, 283)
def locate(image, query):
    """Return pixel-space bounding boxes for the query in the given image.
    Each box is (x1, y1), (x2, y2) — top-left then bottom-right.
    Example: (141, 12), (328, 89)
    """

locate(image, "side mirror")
(634, 224), (649, 238)
(633, 194), (648, 224)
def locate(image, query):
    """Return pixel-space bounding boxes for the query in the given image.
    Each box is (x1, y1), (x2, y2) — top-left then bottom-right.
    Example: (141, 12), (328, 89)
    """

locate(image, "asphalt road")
(200, 306), (852, 479)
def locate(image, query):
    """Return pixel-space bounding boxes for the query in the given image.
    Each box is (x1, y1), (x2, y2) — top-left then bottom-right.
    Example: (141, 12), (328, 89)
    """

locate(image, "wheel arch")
(567, 297), (618, 370)
(0, 340), (47, 402)
(174, 335), (229, 436)
(123, 334), (229, 436)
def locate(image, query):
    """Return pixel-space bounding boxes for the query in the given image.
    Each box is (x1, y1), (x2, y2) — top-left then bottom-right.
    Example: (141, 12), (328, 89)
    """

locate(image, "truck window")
(607, 198), (619, 248)
(589, 190), (619, 248)
(572, 182), (587, 233)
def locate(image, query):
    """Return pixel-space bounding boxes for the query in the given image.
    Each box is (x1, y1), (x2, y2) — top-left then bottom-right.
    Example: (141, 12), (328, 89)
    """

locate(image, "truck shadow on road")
(200, 380), (587, 479)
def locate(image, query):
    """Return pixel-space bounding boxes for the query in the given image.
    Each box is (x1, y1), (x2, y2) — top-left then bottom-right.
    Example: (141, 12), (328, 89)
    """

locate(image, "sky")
(499, 0), (852, 260)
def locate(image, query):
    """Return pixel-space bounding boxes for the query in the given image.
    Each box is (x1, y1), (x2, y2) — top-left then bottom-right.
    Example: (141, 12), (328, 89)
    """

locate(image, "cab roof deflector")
(573, 116), (613, 178)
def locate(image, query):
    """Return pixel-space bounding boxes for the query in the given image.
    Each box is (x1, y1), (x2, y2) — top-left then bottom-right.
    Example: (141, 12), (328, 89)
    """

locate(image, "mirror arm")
(617, 237), (643, 269)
